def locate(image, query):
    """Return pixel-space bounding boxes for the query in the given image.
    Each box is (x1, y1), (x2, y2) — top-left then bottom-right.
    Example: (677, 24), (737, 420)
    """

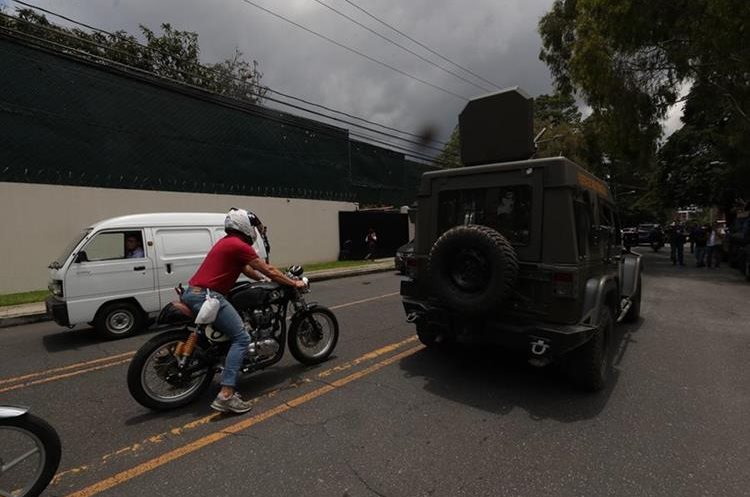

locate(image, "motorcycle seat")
(157, 301), (195, 325)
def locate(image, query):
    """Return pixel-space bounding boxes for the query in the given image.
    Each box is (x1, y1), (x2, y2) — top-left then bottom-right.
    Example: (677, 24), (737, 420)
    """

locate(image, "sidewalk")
(0, 258), (395, 329)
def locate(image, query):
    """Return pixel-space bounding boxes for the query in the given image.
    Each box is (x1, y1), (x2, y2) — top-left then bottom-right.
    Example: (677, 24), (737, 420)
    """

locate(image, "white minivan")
(45, 212), (268, 339)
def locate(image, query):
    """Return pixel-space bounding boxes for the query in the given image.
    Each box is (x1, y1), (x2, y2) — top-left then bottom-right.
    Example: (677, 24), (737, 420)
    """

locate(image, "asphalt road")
(1, 251), (748, 497)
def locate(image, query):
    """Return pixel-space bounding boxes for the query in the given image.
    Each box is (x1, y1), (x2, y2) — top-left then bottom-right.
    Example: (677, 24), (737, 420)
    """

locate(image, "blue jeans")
(181, 287), (249, 388)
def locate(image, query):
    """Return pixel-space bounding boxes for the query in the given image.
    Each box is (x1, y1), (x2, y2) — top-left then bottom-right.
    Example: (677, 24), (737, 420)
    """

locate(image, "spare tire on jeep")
(428, 225), (519, 315)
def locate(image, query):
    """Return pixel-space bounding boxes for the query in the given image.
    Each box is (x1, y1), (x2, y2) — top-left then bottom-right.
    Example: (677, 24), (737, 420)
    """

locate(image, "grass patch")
(304, 259), (382, 272)
(0, 290), (49, 307)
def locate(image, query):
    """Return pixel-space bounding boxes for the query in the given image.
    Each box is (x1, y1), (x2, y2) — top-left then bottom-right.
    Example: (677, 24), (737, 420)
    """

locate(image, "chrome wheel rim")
(140, 340), (209, 403)
(106, 310), (134, 335)
(295, 313), (336, 359)
(0, 425), (46, 497)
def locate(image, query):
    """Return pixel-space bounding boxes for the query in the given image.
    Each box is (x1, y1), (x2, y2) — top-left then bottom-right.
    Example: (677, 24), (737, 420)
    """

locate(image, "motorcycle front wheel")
(288, 306), (339, 365)
(0, 412), (61, 497)
(127, 329), (214, 411)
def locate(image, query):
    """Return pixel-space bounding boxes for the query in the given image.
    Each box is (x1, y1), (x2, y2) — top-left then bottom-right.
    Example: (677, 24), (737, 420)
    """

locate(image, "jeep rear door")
(431, 171), (543, 261)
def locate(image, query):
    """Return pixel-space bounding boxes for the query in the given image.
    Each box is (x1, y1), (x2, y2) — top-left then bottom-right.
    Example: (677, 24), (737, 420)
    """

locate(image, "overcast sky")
(4, 0), (682, 157)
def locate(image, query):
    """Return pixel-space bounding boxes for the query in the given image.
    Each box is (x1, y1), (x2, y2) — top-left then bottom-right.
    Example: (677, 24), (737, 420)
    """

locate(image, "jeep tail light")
(552, 272), (575, 298)
(406, 257), (418, 278)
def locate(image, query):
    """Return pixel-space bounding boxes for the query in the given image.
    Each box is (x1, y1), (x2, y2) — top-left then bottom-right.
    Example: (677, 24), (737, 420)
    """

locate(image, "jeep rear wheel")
(568, 307), (612, 392)
(428, 225), (518, 315)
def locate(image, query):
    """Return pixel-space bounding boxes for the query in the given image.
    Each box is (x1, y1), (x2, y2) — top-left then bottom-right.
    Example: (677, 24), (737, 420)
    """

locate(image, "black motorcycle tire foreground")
(127, 274), (339, 411)
(0, 407), (61, 497)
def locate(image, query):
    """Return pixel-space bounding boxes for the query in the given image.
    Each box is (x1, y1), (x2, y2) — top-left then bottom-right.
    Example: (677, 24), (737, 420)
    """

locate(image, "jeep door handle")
(133, 266), (146, 271)
(166, 263), (172, 274)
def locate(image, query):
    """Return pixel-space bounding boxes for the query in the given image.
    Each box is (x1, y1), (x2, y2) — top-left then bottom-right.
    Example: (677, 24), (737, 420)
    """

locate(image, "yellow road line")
(51, 336), (417, 487)
(64, 344), (424, 497)
(0, 358), (133, 394)
(0, 351), (135, 386)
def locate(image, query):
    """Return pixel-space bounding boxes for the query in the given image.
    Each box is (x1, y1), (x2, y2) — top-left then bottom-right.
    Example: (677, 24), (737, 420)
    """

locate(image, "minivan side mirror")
(75, 251), (88, 263)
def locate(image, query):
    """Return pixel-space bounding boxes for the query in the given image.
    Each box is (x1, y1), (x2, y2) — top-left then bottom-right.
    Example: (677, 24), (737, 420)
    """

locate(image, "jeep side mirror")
(75, 251), (88, 263)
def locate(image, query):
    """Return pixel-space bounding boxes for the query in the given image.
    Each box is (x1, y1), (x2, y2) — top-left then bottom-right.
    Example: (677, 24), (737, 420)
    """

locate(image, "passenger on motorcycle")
(182, 208), (306, 414)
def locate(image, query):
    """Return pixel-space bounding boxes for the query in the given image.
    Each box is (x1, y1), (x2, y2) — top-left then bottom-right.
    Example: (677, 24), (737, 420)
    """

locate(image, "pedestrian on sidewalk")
(692, 224), (708, 267)
(364, 228), (378, 261)
(706, 222), (724, 268)
(668, 219), (686, 266)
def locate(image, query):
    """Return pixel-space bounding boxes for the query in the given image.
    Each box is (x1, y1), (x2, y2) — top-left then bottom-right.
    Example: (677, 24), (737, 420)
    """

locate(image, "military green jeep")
(400, 88), (642, 391)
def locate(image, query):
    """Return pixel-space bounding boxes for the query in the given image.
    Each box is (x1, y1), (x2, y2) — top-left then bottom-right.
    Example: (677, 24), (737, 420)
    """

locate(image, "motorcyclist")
(181, 208), (306, 414)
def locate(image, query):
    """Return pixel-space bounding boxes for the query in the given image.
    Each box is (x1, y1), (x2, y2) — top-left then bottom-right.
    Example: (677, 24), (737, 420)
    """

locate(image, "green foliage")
(0, 8), (267, 104)
(538, 0), (750, 210)
(0, 290), (49, 307)
(433, 126), (461, 168)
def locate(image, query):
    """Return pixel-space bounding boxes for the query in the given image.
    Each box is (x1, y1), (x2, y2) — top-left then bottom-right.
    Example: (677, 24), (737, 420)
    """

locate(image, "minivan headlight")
(49, 280), (63, 297)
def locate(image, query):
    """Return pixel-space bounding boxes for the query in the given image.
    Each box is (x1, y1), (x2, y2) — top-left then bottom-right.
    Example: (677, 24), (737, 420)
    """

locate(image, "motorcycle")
(0, 406), (61, 497)
(127, 266), (339, 411)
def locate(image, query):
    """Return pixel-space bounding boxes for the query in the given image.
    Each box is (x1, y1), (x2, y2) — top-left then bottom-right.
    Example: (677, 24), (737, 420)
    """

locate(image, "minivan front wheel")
(94, 302), (144, 339)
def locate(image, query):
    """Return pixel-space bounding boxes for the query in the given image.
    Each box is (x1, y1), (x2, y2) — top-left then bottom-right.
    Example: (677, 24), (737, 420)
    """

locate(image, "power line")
(237, 0), (469, 101)
(9, 0), (449, 147)
(340, 0), (502, 91)
(309, 0), (493, 93)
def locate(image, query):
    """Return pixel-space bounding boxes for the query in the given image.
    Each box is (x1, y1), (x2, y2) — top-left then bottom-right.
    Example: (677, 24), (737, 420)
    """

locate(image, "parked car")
(45, 212), (268, 339)
(394, 240), (414, 274)
(637, 223), (665, 251)
(622, 227), (638, 248)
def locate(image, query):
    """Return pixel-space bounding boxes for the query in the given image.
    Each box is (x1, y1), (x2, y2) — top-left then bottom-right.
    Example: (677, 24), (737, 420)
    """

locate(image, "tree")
(0, 8), (267, 104)
(538, 0), (750, 208)
(433, 126), (461, 168)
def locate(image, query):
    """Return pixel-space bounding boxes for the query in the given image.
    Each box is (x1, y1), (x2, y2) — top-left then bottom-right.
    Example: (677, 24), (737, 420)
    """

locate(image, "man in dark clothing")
(669, 220), (686, 266)
(692, 224), (708, 267)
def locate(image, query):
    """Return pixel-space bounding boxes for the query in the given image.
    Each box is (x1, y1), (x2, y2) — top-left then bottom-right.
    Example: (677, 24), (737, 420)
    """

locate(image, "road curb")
(0, 264), (396, 330)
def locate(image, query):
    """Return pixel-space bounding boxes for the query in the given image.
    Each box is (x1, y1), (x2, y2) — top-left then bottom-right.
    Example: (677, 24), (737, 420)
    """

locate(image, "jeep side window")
(598, 202), (616, 259)
(574, 201), (592, 258)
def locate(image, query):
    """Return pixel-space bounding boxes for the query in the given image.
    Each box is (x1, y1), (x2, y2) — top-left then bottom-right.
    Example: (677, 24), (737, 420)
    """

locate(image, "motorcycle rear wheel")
(0, 413), (61, 497)
(288, 307), (339, 365)
(127, 329), (214, 411)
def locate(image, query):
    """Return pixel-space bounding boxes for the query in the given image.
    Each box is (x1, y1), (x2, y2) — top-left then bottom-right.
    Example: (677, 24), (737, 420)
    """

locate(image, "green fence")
(0, 34), (437, 205)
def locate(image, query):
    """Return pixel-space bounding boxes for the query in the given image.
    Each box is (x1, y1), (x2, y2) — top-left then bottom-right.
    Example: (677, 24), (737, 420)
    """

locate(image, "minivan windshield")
(50, 229), (91, 269)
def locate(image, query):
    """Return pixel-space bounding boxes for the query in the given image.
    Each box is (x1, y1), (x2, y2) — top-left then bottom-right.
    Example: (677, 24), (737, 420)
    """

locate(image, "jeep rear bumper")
(402, 292), (597, 361)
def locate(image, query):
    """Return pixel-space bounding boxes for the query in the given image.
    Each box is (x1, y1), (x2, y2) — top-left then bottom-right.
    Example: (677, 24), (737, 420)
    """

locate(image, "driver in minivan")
(181, 208), (306, 414)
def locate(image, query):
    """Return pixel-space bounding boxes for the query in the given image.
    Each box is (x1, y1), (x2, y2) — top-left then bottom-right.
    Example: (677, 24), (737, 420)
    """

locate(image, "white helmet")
(225, 208), (257, 243)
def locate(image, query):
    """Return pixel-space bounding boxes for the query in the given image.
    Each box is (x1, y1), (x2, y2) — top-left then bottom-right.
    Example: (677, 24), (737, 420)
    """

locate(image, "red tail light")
(552, 272), (575, 297)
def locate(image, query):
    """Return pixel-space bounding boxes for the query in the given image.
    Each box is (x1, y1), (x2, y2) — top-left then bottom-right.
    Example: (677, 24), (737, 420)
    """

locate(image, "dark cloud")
(18, 0), (557, 152)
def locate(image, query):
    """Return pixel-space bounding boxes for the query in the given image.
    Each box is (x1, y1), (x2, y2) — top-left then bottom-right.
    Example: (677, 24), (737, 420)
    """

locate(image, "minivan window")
(83, 231), (144, 261)
(438, 185), (532, 245)
(157, 229), (212, 258)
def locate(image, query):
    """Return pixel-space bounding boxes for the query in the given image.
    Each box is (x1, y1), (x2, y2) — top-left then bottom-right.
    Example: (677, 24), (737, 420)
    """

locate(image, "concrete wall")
(0, 182), (357, 294)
